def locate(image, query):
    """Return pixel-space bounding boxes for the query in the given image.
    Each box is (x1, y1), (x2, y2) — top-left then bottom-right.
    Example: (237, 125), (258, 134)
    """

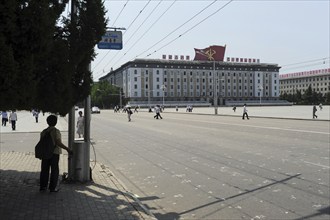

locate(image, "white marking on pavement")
(178, 117), (330, 135)
(302, 160), (330, 169)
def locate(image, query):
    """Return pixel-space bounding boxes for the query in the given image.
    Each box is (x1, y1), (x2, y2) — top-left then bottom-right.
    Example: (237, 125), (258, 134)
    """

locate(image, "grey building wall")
(279, 69), (330, 96)
(100, 59), (280, 105)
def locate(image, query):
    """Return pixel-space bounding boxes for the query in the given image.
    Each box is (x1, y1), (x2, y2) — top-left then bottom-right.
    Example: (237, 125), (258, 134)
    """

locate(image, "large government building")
(279, 68), (330, 96)
(99, 45), (281, 107)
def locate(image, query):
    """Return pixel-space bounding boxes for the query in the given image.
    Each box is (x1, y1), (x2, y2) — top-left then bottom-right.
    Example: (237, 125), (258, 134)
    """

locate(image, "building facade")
(279, 68), (330, 96)
(100, 58), (281, 106)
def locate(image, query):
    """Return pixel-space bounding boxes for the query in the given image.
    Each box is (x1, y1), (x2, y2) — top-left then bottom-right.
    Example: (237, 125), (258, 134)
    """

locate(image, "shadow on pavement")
(0, 169), (146, 220)
(294, 206), (330, 220)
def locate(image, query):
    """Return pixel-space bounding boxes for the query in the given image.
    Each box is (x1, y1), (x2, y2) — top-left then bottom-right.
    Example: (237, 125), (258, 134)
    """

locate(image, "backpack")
(35, 129), (56, 160)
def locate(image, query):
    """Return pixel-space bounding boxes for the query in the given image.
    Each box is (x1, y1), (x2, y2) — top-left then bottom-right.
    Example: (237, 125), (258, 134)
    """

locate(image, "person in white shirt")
(242, 104), (249, 120)
(9, 110), (18, 130)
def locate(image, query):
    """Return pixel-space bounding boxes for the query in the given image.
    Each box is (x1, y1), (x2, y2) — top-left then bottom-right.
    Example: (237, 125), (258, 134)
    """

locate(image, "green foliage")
(280, 85), (327, 105)
(325, 92), (330, 105)
(0, 0), (107, 115)
(91, 81), (123, 109)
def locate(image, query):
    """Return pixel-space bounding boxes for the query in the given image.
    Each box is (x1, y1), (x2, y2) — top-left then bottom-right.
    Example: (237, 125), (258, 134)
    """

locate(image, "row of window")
(281, 87), (328, 92)
(133, 76), (277, 86)
(280, 76), (330, 84)
(133, 91), (274, 97)
(280, 82), (328, 88)
(133, 69), (277, 78)
(134, 84), (274, 91)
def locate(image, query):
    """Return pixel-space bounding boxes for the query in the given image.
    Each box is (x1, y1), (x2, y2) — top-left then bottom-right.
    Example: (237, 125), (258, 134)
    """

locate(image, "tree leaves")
(0, 0), (107, 115)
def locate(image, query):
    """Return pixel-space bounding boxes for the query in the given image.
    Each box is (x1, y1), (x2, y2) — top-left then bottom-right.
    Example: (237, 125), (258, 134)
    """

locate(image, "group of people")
(5, 102), (324, 194)
(186, 105), (193, 112)
(1, 110), (17, 130)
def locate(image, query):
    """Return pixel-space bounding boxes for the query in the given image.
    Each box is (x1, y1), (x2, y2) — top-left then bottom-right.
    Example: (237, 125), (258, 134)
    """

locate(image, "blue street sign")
(97, 31), (123, 50)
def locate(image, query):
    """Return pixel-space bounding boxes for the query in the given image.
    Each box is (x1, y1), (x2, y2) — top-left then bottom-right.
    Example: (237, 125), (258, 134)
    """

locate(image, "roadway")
(89, 110), (330, 220)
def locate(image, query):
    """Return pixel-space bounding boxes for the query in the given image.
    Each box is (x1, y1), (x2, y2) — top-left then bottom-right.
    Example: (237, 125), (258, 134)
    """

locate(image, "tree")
(91, 81), (123, 109)
(0, 0), (107, 115)
(302, 85), (313, 104)
(325, 92), (330, 105)
(295, 90), (302, 104)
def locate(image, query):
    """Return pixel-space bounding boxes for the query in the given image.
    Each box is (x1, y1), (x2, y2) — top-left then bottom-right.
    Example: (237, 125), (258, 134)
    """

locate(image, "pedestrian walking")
(32, 109), (39, 123)
(319, 103), (323, 111)
(1, 111), (8, 126)
(242, 104), (249, 120)
(9, 110), (17, 130)
(313, 105), (318, 119)
(127, 107), (133, 122)
(76, 111), (84, 138)
(134, 106), (138, 113)
(176, 106), (178, 112)
(39, 115), (72, 192)
(154, 105), (163, 119)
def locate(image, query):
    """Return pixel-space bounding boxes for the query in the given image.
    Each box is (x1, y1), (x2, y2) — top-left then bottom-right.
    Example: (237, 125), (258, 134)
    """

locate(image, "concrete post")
(68, 107), (75, 181)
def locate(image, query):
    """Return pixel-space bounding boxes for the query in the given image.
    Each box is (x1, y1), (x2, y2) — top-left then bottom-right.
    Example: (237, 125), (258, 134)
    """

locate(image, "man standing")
(9, 110), (17, 130)
(32, 109), (39, 123)
(39, 115), (72, 192)
(313, 105), (318, 119)
(127, 107), (133, 122)
(242, 104), (249, 120)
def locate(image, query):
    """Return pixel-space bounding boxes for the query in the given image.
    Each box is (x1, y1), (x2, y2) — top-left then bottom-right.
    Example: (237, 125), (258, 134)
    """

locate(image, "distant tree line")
(0, 0), (107, 115)
(91, 81), (125, 109)
(280, 85), (330, 105)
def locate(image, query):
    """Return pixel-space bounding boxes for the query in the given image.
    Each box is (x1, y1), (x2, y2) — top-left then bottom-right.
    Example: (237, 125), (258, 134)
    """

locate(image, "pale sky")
(91, 0), (330, 81)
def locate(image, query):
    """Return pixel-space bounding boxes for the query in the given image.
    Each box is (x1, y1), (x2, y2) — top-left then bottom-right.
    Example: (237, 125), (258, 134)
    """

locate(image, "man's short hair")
(47, 115), (57, 126)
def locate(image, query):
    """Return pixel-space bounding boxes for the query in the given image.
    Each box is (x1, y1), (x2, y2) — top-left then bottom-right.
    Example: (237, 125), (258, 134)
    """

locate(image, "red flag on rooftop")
(193, 45), (226, 61)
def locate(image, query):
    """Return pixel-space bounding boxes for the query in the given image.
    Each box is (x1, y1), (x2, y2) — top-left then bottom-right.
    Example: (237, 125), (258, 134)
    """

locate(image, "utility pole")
(68, 0), (91, 182)
(213, 61), (218, 114)
(68, 0), (77, 181)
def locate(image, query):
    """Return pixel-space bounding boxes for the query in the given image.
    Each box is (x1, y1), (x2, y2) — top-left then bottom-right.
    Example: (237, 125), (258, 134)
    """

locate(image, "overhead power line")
(92, 0), (151, 74)
(108, 0), (177, 72)
(95, 0), (176, 79)
(124, 0), (163, 46)
(92, 0), (131, 72)
(111, 0), (130, 27)
(95, 0), (234, 80)
(135, 0), (218, 59)
(144, 0), (234, 58)
(281, 57), (329, 67)
(281, 60), (330, 72)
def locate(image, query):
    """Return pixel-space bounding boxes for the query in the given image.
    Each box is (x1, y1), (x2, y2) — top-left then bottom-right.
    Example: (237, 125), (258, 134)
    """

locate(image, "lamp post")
(162, 84), (166, 107)
(213, 61), (218, 114)
(219, 78), (225, 107)
(259, 85), (263, 106)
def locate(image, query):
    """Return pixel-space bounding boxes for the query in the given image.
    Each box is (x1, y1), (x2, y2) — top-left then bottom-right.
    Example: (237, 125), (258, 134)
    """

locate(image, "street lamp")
(219, 78), (225, 107)
(258, 85), (263, 105)
(161, 84), (166, 107)
(213, 61), (218, 115)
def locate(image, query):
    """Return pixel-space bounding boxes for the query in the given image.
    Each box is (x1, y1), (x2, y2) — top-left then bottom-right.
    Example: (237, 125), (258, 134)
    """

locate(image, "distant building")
(279, 68), (330, 96)
(99, 58), (280, 107)
(99, 45), (281, 106)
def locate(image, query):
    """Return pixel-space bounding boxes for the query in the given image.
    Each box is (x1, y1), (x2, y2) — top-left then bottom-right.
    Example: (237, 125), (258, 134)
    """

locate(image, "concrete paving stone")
(0, 151), (155, 220)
